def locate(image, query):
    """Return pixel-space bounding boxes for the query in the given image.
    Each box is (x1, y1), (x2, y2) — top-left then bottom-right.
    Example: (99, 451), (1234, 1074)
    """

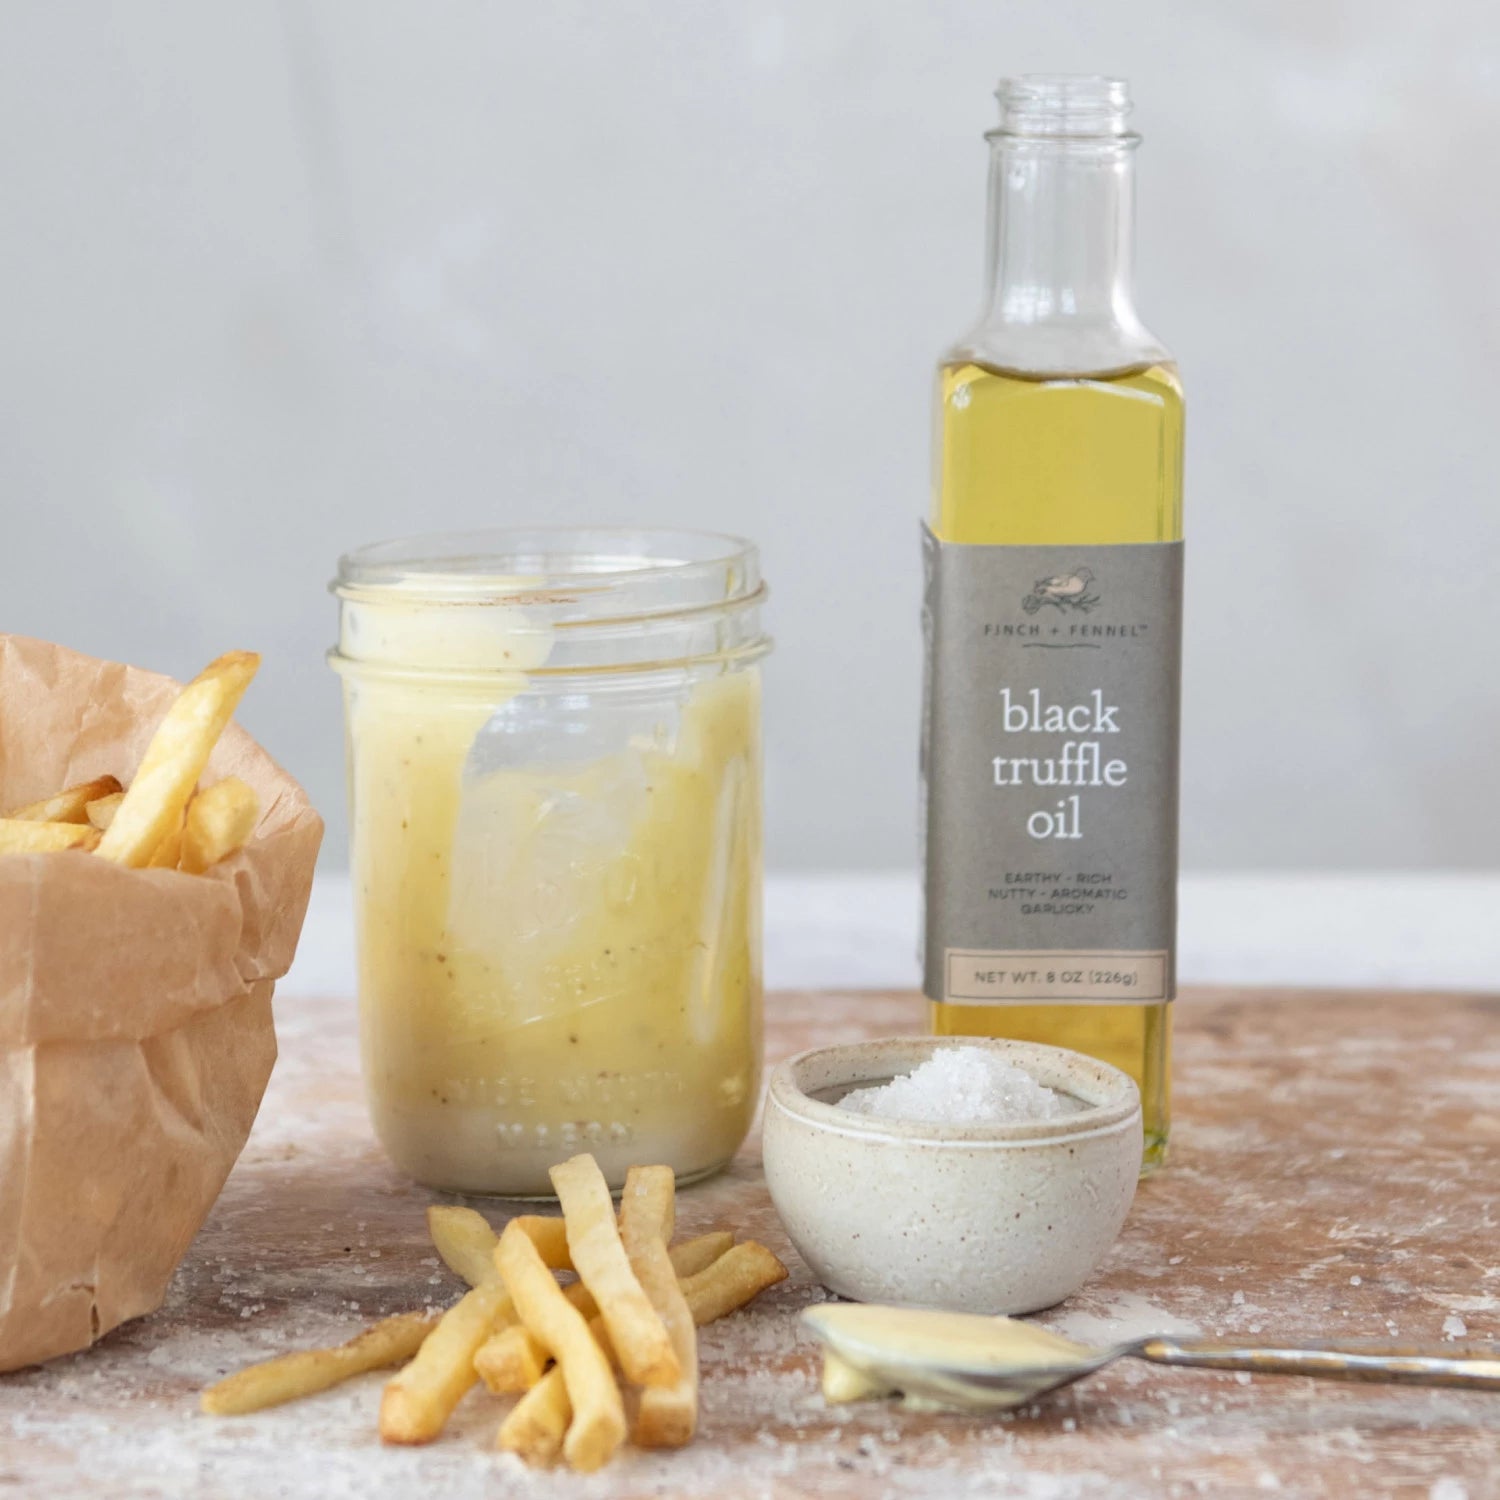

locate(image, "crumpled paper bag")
(0, 634), (322, 1372)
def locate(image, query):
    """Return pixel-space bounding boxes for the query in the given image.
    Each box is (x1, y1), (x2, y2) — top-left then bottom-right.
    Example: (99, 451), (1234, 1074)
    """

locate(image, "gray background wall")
(3, 2), (1496, 871)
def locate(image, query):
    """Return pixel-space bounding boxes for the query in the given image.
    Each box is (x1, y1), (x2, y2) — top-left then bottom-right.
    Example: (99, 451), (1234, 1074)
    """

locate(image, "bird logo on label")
(1023, 567), (1099, 615)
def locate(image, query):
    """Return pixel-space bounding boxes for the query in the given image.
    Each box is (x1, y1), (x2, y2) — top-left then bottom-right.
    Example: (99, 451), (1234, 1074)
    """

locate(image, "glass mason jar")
(329, 528), (769, 1196)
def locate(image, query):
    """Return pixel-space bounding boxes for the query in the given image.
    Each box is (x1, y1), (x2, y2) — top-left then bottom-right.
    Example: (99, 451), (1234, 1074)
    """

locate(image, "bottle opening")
(994, 75), (1132, 139)
(329, 526), (770, 679)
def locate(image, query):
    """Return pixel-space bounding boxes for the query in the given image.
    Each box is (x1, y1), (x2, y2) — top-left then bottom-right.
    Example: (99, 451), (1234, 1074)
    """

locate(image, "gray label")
(921, 529), (1182, 1004)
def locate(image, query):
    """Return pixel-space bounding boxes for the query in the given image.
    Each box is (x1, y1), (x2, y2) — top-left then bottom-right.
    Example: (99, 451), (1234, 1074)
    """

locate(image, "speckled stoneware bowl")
(763, 1036), (1142, 1315)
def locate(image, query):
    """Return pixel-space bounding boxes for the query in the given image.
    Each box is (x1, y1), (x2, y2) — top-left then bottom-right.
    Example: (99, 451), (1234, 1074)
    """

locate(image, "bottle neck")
(983, 136), (1139, 329)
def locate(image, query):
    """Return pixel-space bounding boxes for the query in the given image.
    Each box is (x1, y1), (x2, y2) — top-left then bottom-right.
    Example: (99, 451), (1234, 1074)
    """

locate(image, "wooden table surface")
(3, 986), (1498, 1499)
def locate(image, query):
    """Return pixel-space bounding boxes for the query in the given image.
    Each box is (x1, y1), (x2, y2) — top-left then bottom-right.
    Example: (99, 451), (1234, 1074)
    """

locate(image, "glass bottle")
(923, 77), (1183, 1171)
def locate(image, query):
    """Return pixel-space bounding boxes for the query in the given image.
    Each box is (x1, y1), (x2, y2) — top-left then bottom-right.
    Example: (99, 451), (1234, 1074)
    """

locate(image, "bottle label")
(921, 529), (1182, 1005)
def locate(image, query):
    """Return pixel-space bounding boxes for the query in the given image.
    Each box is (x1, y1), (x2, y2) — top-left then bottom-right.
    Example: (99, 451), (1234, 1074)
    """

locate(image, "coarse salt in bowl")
(837, 1045), (1081, 1126)
(763, 1036), (1142, 1315)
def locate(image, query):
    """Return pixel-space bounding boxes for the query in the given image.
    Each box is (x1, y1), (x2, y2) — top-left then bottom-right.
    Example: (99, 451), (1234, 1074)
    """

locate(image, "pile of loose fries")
(0, 651), (261, 872)
(202, 1153), (788, 1472)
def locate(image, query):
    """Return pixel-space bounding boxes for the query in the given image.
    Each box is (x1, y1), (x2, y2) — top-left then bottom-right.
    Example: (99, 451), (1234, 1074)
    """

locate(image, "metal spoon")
(803, 1303), (1500, 1413)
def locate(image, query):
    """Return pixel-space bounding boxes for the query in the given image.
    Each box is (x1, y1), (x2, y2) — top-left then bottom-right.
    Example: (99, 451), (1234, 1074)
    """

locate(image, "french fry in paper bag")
(0, 635), (322, 1372)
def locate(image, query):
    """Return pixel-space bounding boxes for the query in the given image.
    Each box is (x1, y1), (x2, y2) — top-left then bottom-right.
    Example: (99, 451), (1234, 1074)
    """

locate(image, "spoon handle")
(1138, 1337), (1500, 1390)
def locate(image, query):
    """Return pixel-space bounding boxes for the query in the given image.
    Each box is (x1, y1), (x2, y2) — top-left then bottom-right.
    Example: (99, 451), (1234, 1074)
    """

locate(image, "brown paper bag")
(0, 634), (322, 1372)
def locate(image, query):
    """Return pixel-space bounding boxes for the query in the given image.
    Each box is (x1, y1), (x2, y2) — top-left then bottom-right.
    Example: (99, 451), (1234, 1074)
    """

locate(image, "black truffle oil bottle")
(923, 77), (1183, 1170)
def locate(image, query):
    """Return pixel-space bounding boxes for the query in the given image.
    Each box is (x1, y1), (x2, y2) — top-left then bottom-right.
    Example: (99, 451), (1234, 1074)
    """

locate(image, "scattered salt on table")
(838, 1046), (1073, 1125)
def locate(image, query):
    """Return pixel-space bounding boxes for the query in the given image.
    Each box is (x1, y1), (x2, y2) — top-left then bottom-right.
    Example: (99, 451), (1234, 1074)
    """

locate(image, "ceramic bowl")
(762, 1036), (1142, 1315)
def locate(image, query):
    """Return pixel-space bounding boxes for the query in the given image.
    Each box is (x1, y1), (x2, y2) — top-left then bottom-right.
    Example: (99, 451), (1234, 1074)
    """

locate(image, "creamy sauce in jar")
(335, 546), (765, 1195)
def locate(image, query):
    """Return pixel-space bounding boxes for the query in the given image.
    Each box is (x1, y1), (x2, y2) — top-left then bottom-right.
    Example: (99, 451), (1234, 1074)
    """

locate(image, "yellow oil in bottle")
(929, 360), (1184, 1171)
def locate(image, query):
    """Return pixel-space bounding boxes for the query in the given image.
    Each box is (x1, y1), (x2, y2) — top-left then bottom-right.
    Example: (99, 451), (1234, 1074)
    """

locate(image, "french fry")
(620, 1163), (676, 1245)
(550, 1153), (679, 1389)
(476, 1318), (553, 1395)
(677, 1241), (789, 1325)
(667, 1231), (737, 1280)
(427, 1208), (572, 1291)
(495, 1297), (623, 1461)
(427, 1207), (503, 1288)
(86, 790), (125, 830)
(0, 818), (101, 853)
(179, 777), (259, 874)
(499, 1361), (573, 1465)
(513, 1215), (572, 1271)
(379, 1278), (515, 1444)
(147, 812), (184, 869)
(381, 1210), (572, 1446)
(420, 1209), (583, 1406)
(621, 1166), (698, 1448)
(475, 1231), (733, 1395)
(563, 1230), (733, 1323)
(204, 1171), (780, 1472)
(4, 774), (122, 824)
(496, 1219), (625, 1473)
(201, 1311), (437, 1415)
(479, 1277), (633, 1397)
(501, 1237), (788, 1466)
(96, 651), (259, 867)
